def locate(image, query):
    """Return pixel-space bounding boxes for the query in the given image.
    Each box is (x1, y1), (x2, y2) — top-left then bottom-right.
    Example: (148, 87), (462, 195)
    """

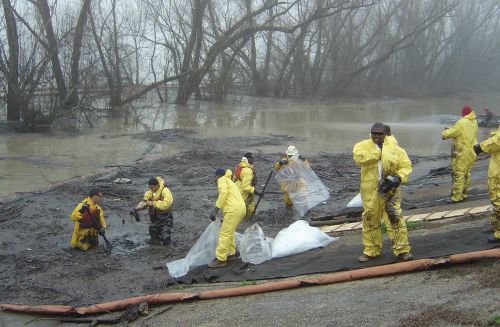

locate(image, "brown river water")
(0, 95), (498, 197)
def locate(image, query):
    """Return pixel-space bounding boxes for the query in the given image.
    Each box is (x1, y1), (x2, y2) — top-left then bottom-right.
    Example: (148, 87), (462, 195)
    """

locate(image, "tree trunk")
(66, 0), (92, 109)
(2, 0), (21, 121)
(36, 0), (67, 106)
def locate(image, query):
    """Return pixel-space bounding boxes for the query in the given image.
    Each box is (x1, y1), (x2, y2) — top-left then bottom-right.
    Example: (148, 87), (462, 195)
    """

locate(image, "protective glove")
(79, 203), (90, 213)
(210, 208), (219, 221)
(387, 175), (401, 187)
(98, 228), (105, 236)
(279, 159), (288, 165)
(254, 190), (262, 197)
(378, 175), (401, 195)
(129, 209), (141, 222)
(473, 144), (483, 155)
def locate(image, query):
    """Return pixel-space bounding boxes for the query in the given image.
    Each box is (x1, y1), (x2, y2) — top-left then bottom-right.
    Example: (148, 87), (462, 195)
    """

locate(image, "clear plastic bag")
(271, 220), (338, 258)
(166, 220), (220, 278)
(275, 156), (330, 217)
(347, 192), (362, 208)
(239, 223), (273, 265)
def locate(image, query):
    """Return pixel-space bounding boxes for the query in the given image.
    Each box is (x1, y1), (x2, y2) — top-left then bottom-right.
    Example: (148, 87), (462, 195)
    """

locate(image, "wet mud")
(0, 128), (493, 307)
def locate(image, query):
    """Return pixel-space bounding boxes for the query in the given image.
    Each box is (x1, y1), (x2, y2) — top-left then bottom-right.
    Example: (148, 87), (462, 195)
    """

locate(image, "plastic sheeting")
(347, 193), (362, 207)
(271, 220), (338, 258)
(275, 156), (330, 217)
(239, 224), (273, 265)
(166, 220), (220, 278)
(240, 221), (337, 263)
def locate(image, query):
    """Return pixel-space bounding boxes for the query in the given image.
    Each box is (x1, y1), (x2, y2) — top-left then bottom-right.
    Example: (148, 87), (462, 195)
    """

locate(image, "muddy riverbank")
(0, 128), (493, 307)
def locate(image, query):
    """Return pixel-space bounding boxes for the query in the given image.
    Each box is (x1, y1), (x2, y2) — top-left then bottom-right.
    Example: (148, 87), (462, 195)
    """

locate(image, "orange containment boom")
(1, 248), (499, 315)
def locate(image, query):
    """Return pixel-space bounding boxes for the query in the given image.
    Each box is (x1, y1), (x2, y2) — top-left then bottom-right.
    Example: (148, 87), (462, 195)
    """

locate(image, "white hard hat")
(286, 145), (298, 156)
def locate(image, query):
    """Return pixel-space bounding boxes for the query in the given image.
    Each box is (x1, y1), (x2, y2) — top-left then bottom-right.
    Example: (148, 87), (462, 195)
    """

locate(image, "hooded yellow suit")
(215, 170), (246, 261)
(479, 126), (500, 239)
(353, 136), (412, 257)
(234, 160), (256, 216)
(70, 197), (106, 250)
(442, 112), (478, 201)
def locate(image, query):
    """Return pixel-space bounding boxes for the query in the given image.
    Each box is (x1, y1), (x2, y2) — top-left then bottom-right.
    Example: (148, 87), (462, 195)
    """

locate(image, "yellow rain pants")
(480, 126), (500, 238)
(70, 197), (106, 250)
(234, 160), (256, 217)
(215, 170), (246, 261)
(353, 137), (412, 257)
(442, 112), (478, 201)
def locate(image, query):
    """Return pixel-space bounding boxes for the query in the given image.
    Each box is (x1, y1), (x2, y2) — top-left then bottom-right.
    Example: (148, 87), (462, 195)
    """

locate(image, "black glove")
(210, 208), (219, 221)
(98, 228), (105, 236)
(473, 144), (483, 155)
(254, 190), (262, 197)
(79, 203), (90, 213)
(378, 175), (401, 195)
(129, 210), (141, 222)
(279, 159), (288, 165)
(387, 175), (401, 187)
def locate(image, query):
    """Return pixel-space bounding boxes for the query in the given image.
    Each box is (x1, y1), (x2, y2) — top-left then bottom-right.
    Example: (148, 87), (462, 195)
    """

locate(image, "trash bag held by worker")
(166, 220), (221, 278)
(239, 223), (273, 265)
(271, 220), (338, 259)
(274, 156), (330, 216)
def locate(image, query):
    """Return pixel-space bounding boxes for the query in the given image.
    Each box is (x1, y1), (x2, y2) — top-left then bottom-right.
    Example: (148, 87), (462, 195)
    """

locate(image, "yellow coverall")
(353, 137), (412, 257)
(140, 176), (174, 242)
(275, 156), (309, 208)
(215, 170), (246, 261)
(140, 176), (173, 211)
(442, 112), (478, 201)
(70, 197), (106, 250)
(234, 160), (256, 217)
(479, 126), (500, 239)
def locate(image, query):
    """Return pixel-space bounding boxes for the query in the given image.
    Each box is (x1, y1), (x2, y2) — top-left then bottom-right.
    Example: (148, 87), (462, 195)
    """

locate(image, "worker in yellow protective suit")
(233, 152), (260, 218)
(135, 176), (174, 245)
(474, 126), (500, 243)
(274, 145), (308, 209)
(70, 189), (107, 250)
(353, 122), (413, 262)
(441, 105), (478, 202)
(208, 168), (246, 268)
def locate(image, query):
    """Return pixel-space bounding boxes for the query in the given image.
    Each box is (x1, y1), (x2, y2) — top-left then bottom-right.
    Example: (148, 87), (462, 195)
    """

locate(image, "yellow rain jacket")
(442, 112), (478, 201)
(385, 134), (398, 145)
(215, 169), (246, 261)
(353, 137), (412, 257)
(479, 126), (500, 238)
(140, 176), (173, 212)
(234, 160), (256, 216)
(70, 197), (106, 250)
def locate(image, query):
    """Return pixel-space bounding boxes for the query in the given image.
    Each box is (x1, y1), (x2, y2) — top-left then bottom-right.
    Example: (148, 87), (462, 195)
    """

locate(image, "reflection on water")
(1, 95), (498, 197)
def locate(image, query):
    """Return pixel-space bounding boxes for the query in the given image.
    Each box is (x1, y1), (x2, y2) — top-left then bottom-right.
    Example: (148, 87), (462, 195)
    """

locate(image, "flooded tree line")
(1, 0), (500, 128)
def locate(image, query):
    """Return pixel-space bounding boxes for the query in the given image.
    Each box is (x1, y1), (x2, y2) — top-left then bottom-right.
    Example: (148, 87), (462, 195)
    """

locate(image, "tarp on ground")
(176, 221), (498, 284)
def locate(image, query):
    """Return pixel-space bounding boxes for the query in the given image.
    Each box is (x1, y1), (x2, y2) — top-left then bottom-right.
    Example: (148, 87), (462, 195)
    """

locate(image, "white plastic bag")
(275, 156), (330, 217)
(347, 192), (362, 207)
(271, 220), (337, 258)
(239, 223), (273, 265)
(166, 220), (220, 278)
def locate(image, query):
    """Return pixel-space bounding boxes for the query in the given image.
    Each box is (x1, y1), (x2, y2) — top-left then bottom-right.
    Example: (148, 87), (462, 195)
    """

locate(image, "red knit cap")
(461, 105), (472, 117)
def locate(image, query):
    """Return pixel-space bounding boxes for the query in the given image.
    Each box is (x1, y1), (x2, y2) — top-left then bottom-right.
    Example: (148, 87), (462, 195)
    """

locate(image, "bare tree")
(1, 0), (21, 121)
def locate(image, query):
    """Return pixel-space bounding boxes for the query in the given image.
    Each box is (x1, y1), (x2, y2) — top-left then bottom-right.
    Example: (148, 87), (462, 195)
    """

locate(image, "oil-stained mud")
(0, 128), (492, 307)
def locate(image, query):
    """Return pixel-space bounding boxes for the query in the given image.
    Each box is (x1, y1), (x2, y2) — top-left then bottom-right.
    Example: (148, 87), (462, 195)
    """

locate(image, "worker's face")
(149, 184), (159, 193)
(371, 128), (386, 146)
(91, 193), (103, 204)
(214, 175), (221, 184)
(248, 157), (254, 165)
